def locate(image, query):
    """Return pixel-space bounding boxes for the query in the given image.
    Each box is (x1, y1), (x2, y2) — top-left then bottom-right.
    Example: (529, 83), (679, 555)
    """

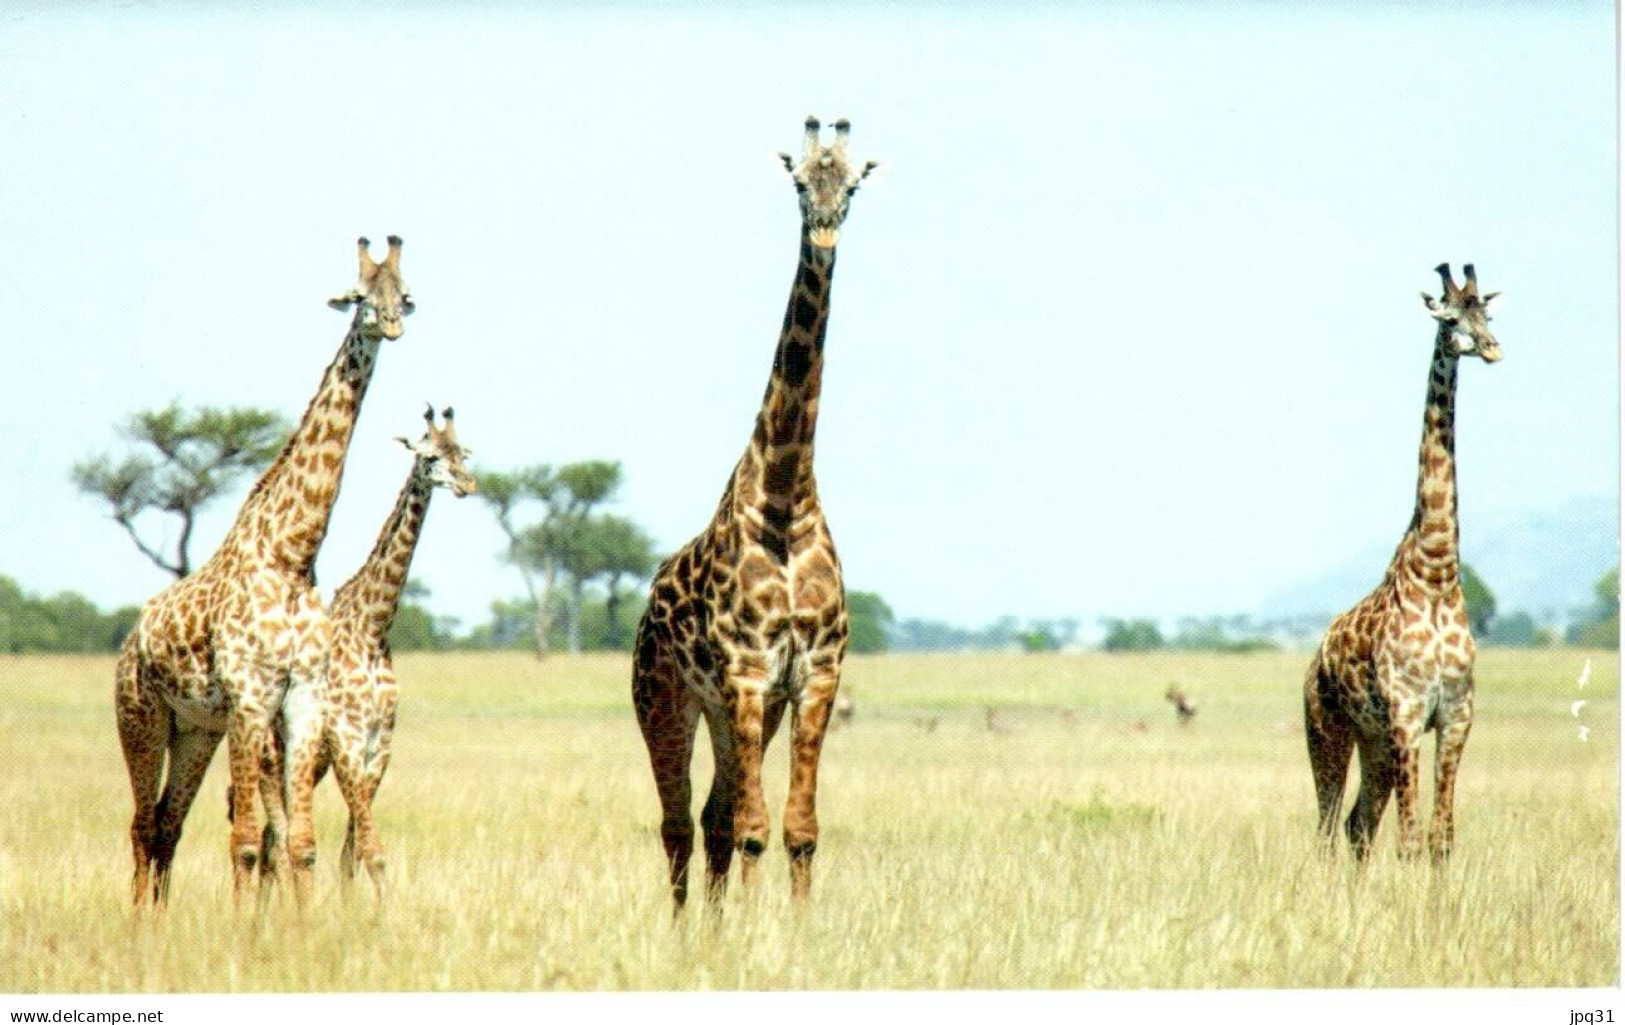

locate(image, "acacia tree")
(571, 513), (657, 650)
(72, 402), (289, 578)
(476, 460), (627, 657)
(474, 465), (560, 659)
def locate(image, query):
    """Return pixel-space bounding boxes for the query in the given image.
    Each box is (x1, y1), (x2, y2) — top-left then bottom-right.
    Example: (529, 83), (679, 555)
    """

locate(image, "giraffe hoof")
(740, 837), (766, 857)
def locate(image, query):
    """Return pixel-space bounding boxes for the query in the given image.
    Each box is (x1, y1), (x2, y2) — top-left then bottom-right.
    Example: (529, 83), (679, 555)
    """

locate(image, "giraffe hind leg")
(152, 725), (225, 904)
(1346, 735), (1396, 862)
(1429, 687), (1474, 864)
(633, 628), (699, 911)
(115, 642), (165, 908)
(700, 704), (745, 902)
(1303, 658), (1354, 852)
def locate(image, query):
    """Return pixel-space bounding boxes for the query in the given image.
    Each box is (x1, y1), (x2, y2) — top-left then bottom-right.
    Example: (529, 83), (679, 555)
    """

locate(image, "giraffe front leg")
(729, 675), (771, 888)
(279, 667), (329, 910)
(1388, 697), (1427, 861)
(633, 636), (700, 911)
(115, 647), (165, 908)
(332, 749), (385, 897)
(350, 743), (394, 898)
(322, 702), (369, 889)
(1430, 687), (1474, 864)
(253, 727), (287, 904)
(224, 702), (274, 906)
(783, 664), (840, 901)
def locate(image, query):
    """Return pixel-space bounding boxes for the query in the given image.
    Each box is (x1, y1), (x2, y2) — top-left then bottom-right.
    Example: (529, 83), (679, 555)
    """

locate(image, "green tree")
(1570, 566), (1619, 648)
(1019, 628), (1058, 653)
(478, 461), (637, 655)
(387, 579), (459, 652)
(72, 402), (289, 578)
(0, 574), (136, 653)
(1101, 618), (1164, 652)
(846, 591), (895, 654)
(475, 465), (563, 658)
(1485, 609), (1542, 647)
(1459, 563), (1497, 635)
(571, 513), (657, 651)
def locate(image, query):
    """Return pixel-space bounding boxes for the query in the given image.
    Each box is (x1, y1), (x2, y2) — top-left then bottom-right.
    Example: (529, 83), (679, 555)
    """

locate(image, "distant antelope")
(831, 690), (856, 729)
(1165, 686), (1197, 725)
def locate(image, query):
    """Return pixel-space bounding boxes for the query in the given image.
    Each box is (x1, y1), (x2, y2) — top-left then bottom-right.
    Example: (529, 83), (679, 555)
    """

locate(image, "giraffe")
(632, 116), (878, 908)
(1303, 262), (1503, 863)
(313, 405), (476, 894)
(115, 235), (413, 907)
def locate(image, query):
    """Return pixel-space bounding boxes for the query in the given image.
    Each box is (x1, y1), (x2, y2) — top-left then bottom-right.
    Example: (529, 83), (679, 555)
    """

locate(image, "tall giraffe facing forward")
(316, 405), (476, 894)
(633, 117), (878, 908)
(1304, 263), (1503, 863)
(116, 236), (413, 907)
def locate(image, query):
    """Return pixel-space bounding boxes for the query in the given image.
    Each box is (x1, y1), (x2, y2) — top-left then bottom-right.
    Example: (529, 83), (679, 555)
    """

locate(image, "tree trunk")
(603, 575), (622, 650)
(533, 559), (558, 660)
(566, 575), (583, 653)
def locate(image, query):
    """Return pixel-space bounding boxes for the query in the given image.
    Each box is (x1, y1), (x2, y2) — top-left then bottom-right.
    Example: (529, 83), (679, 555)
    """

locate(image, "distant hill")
(1261, 494), (1618, 621)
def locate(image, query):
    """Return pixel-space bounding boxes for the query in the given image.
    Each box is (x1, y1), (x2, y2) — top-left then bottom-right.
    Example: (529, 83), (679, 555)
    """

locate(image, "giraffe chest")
(1335, 605), (1474, 736)
(138, 575), (332, 730)
(668, 539), (847, 709)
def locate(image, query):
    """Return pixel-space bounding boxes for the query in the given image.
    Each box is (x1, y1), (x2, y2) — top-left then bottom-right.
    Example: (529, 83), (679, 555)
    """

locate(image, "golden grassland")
(0, 648), (1616, 991)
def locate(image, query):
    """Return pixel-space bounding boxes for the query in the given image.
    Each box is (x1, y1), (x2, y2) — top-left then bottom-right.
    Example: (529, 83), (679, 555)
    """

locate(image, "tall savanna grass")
(1, 649), (1615, 990)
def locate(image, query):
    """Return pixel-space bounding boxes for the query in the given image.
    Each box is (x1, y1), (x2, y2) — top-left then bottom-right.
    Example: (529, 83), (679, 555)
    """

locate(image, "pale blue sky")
(0, 2), (1615, 633)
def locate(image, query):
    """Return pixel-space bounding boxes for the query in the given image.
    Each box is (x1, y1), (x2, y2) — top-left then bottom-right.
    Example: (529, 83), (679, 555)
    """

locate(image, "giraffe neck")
(220, 320), (381, 578)
(728, 232), (836, 553)
(1397, 324), (1462, 590)
(332, 462), (434, 644)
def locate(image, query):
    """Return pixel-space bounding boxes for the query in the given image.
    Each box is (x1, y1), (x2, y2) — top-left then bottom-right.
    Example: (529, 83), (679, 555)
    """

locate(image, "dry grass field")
(1, 648), (1616, 991)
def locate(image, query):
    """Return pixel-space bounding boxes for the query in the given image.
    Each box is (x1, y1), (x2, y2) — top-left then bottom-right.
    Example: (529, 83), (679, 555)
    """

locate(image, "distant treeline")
(0, 575), (137, 654)
(3, 569), (1614, 656)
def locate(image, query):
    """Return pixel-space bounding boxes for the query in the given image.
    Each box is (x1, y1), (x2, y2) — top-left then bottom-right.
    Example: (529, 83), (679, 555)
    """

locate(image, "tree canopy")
(0, 574), (137, 653)
(1568, 566), (1619, 648)
(476, 460), (657, 655)
(72, 402), (289, 577)
(1101, 617), (1164, 652)
(846, 590), (895, 654)
(1458, 563), (1497, 635)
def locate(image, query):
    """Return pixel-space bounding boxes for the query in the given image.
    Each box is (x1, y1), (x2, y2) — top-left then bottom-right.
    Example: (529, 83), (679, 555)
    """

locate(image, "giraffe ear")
(1482, 292), (1503, 316)
(328, 289), (365, 311)
(1421, 292), (1451, 318)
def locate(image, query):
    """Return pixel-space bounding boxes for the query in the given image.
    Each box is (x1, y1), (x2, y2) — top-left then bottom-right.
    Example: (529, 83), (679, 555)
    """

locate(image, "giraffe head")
(397, 405), (478, 497)
(328, 236), (414, 340)
(1420, 263), (1502, 363)
(778, 116), (879, 250)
